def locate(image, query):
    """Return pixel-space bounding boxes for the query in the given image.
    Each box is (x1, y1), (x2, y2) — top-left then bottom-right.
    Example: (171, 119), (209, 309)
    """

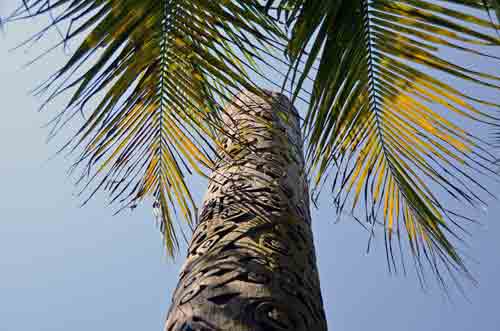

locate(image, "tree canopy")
(4, 0), (500, 287)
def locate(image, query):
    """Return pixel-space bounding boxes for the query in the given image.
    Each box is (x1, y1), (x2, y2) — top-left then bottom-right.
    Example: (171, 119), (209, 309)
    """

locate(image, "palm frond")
(8, 0), (285, 254)
(481, 0), (500, 24)
(270, 0), (500, 284)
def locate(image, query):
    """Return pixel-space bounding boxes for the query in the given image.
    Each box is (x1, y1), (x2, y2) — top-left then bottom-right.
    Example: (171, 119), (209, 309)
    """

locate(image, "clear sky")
(1, 2), (500, 331)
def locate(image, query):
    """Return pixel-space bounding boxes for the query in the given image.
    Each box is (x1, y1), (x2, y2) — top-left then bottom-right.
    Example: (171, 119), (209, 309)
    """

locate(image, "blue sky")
(1, 2), (500, 330)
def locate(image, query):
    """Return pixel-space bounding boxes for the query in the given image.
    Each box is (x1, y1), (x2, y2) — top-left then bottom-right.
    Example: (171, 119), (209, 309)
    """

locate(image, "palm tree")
(5, 0), (500, 329)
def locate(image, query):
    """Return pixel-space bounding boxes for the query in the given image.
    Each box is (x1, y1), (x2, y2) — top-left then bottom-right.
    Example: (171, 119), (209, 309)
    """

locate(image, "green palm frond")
(9, 0), (284, 254)
(270, 0), (500, 283)
(481, 0), (500, 24)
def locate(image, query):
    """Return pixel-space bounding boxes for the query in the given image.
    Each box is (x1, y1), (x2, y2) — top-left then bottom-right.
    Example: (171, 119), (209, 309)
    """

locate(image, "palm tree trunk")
(164, 90), (327, 330)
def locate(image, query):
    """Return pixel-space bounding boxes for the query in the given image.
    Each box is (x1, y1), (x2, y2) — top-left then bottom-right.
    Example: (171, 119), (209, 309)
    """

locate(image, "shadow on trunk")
(165, 90), (328, 331)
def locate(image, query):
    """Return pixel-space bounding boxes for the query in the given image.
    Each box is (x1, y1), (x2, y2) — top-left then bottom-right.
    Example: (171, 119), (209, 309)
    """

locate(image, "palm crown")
(6, 0), (500, 285)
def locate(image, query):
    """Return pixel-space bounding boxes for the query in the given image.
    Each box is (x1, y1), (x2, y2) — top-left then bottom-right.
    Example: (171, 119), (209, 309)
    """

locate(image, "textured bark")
(164, 90), (327, 330)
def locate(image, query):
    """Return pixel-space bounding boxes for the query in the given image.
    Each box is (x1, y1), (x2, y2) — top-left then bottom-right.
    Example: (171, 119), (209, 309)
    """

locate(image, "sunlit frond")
(270, 0), (500, 284)
(8, 0), (500, 288)
(8, 0), (285, 254)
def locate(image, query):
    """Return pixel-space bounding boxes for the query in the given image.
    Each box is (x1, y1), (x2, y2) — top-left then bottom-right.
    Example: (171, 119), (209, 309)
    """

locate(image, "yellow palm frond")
(269, 0), (500, 284)
(8, 0), (285, 254)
